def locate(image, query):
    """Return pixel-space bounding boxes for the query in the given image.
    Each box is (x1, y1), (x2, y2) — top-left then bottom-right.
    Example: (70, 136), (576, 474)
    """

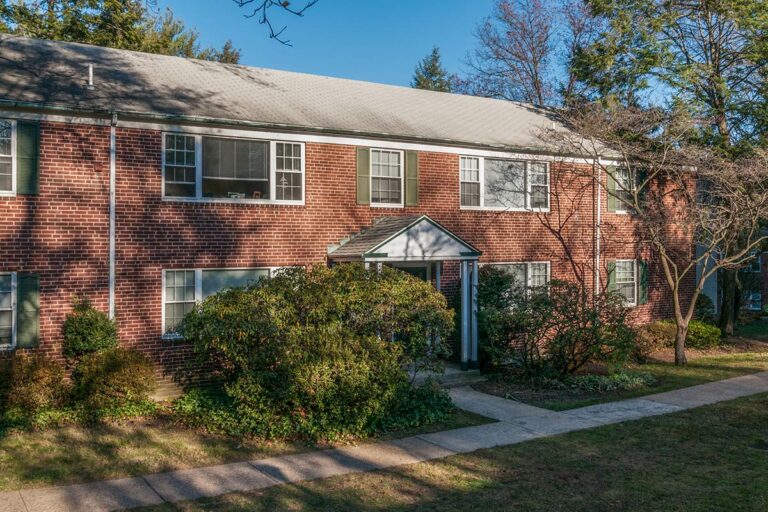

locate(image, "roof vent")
(86, 63), (95, 90)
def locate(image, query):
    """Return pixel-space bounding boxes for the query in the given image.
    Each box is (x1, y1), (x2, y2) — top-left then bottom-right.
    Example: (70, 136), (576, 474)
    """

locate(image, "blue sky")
(156, 0), (495, 86)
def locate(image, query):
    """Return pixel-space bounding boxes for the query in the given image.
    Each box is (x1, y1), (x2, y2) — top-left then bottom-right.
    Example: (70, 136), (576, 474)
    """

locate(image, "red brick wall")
(0, 120), (694, 373)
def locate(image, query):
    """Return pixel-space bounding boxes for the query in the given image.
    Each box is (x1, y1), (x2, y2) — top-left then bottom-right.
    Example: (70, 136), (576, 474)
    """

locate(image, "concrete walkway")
(3, 371), (768, 512)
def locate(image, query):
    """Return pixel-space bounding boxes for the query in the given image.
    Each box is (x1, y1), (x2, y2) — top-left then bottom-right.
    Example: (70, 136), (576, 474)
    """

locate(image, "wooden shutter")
(16, 274), (40, 348)
(405, 150), (419, 206)
(606, 166), (617, 212)
(607, 261), (616, 293)
(638, 260), (649, 305)
(16, 121), (40, 195)
(356, 147), (370, 205)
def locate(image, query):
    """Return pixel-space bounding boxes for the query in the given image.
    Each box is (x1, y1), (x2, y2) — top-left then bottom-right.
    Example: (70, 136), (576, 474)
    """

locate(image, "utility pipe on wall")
(108, 114), (117, 319)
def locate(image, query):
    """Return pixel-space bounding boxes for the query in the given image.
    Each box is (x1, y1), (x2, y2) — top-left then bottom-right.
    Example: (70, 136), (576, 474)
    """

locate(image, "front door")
(388, 262), (431, 281)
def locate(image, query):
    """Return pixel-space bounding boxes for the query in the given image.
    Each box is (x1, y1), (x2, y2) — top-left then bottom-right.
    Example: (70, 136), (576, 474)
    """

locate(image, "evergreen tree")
(0, 0), (241, 63)
(412, 47), (453, 92)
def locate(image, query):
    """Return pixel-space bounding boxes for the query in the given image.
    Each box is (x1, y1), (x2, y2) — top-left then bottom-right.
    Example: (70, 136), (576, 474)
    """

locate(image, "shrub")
(686, 320), (722, 349)
(73, 348), (156, 411)
(560, 371), (657, 393)
(62, 297), (118, 359)
(179, 265), (454, 440)
(635, 320), (677, 361)
(693, 294), (716, 325)
(4, 353), (70, 412)
(480, 278), (636, 379)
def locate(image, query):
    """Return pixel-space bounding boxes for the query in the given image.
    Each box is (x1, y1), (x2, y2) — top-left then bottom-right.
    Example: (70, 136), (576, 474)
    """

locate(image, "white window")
(162, 268), (274, 336)
(615, 259), (637, 306)
(0, 119), (15, 194)
(460, 157), (480, 207)
(613, 167), (633, 213)
(747, 251), (761, 273)
(0, 273), (16, 348)
(370, 149), (403, 206)
(163, 134), (304, 204)
(490, 262), (550, 293)
(460, 157), (549, 211)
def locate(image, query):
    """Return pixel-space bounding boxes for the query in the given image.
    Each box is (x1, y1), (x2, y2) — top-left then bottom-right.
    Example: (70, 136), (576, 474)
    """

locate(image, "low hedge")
(637, 319), (722, 353)
(3, 353), (70, 412)
(62, 297), (118, 360)
(73, 348), (157, 412)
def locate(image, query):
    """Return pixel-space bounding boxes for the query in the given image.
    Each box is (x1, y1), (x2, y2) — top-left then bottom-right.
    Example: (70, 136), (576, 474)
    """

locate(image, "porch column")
(460, 260), (470, 370)
(470, 260), (479, 369)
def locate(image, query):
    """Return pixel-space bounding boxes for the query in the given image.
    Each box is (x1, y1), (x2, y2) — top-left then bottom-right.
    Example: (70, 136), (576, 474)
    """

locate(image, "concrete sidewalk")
(3, 371), (768, 512)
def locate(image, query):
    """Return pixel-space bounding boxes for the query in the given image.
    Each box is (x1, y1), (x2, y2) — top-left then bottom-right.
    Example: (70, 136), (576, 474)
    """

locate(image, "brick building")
(0, 36), (693, 375)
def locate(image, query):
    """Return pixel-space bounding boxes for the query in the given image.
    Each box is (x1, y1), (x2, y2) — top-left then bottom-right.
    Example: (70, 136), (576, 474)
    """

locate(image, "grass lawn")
(138, 392), (768, 512)
(474, 339), (768, 411)
(0, 409), (492, 492)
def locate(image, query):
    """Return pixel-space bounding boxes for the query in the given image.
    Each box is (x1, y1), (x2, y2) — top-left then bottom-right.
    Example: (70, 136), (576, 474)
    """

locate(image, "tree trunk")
(674, 322), (688, 366)
(719, 269), (737, 335)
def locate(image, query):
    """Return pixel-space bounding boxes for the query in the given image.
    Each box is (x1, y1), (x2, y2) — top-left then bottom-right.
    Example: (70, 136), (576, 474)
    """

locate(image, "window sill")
(161, 333), (186, 342)
(0, 344), (15, 351)
(370, 203), (405, 209)
(162, 197), (305, 207)
(460, 206), (550, 213)
(0, 192), (17, 198)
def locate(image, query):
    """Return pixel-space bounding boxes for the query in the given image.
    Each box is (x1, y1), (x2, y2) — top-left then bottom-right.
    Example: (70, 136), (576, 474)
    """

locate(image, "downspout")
(594, 160), (602, 295)
(108, 113), (117, 319)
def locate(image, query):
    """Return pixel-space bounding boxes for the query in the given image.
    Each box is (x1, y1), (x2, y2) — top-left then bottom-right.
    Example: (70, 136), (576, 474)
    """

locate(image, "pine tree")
(412, 47), (453, 92)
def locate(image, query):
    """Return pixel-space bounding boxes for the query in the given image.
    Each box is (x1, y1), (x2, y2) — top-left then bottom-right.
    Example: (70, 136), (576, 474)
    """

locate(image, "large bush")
(62, 297), (118, 359)
(638, 319), (722, 352)
(480, 276), (636, 379)
(3, 353), (70, 413)
(179, 264), (454, 440)
(73, 348), (156, 411)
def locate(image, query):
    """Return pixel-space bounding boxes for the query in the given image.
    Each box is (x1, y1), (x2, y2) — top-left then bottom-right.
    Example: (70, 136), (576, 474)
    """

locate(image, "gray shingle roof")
(330, 216), (424, 259)
(0, 35), (567, 151)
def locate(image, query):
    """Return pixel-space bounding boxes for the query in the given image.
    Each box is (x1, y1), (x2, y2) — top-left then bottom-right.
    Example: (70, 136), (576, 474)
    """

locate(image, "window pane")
(530, 185), (549, 209)
(0, 158), (11, 192)
(0, 292), (10, 310)
(461, 182), (480, 206)
(494, 264), (527, 291)
(164, 134), (197, 198)
(0, 274), (10, 292)
(0, 309), (11, 345)
(529, 263), (549, 287)
(485, 159), (525, 208)
(276, 171), (302, 201)
(202, 137), (270, 200)
(202, 269), (270, 298)
(0, 120), (11, 157)
(372, 177), (402, 204)
(460, 157), (479, 182)
(615, 260), (636, 304)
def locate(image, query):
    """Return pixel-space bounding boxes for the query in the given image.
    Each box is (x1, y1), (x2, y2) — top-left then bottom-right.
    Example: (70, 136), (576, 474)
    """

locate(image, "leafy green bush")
(480, 277), (636, 379)
(693, 294), (716, 325)
(73, 348), (156, 411)
(3, 353), (70, 413)
(62, 297), (118, 359)
(686, 320), (722, 349)
(637, 319), (721, 351)
(179, 264), (454, 440)
(635, 320), (677, 361)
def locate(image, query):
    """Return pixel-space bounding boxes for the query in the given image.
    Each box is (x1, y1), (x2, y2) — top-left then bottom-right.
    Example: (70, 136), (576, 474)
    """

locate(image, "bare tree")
(233, 0), (317, 46)
(542, 104), (768, 365)
(464, 0), (555, 105)
(560, 0), (602, 102)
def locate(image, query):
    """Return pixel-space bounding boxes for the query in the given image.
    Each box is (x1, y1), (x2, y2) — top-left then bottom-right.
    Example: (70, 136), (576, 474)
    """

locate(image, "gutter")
(108, 113), (117, 319)
(594, 162), (602, 295)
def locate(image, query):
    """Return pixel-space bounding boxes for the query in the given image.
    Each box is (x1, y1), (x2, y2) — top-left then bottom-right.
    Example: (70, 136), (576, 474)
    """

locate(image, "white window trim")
(161, 133), (306, 206)
(161, 266), (288, 339)
(615, 259), (638, 307)
(0, 272), (17, 350)
(484, 261), (551, 291)
(369, 148), (405, 208)
(459, 157), (550, 213)
(0, 119), (17, 197)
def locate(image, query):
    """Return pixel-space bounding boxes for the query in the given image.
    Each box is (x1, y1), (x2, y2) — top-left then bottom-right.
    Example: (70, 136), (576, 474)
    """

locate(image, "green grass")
(474, 344), (768, 411)
(137, 393), (768, 512)
(0, 409), (492, 492)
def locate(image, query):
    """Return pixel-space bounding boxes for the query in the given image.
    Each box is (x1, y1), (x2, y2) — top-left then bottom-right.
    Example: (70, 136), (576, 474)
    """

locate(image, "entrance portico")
(328, 215), (481, 369)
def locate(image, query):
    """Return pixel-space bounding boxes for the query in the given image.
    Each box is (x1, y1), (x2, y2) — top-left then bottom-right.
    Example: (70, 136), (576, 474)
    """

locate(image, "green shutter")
(356, 147), (370, 205)
(405, 150), (419, 206)
(638, 260), (649, 305)
(16, 121), (40, 195)
(16, 274), (40, 348)
(606, 166), (617, 212)
(607, 261), (616, 292)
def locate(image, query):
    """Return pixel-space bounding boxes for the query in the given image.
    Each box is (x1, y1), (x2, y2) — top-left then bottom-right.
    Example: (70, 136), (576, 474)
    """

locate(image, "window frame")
(161, 133), (306, 206)
(614, 259), (638, 307)
(459, 157), (550, 212)
(612, 166), (634, 215)
(161, 267), (286, 339)
(369, 148), (405, 208)
(0, 118), (17, 197)
(0, 272), (17, 350)
(485, 261), (551, 292)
